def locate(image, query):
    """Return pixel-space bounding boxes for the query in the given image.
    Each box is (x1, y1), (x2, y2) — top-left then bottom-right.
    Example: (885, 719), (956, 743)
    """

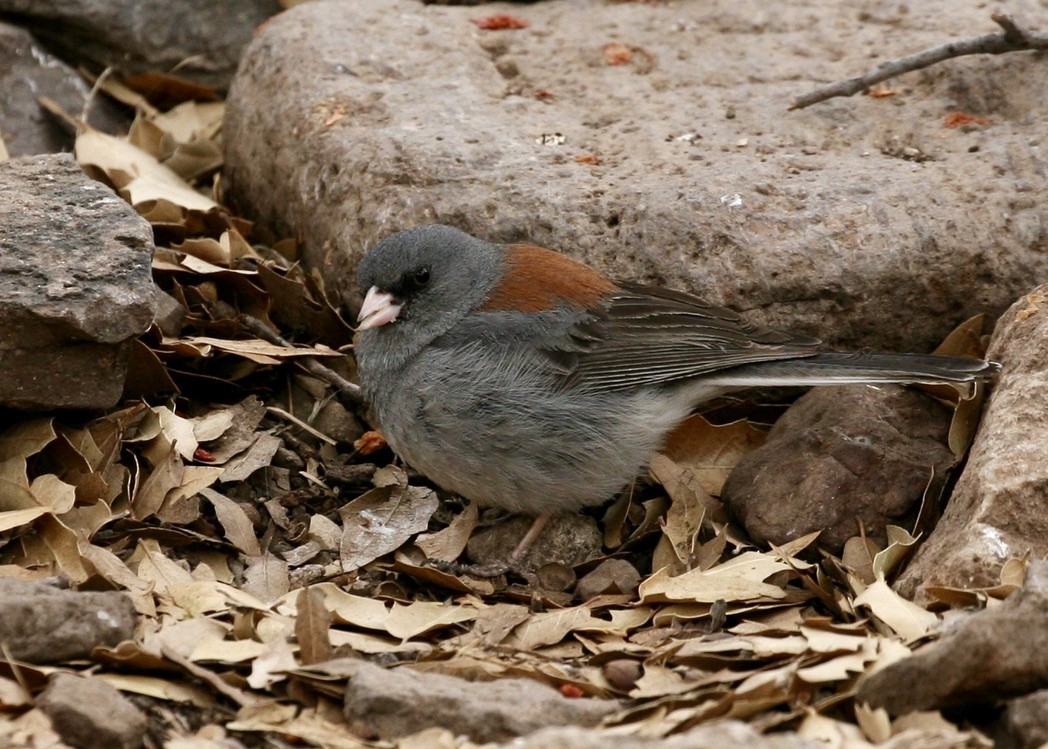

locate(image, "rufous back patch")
(479, 243), (618, 312)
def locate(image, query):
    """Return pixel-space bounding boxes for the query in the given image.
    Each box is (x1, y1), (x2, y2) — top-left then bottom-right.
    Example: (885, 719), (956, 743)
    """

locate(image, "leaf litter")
(0, 85), (1003, 749)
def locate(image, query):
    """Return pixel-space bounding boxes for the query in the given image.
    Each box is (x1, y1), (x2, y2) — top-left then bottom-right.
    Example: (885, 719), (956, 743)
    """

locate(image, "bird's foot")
(422, 512), (555, 579)
(426, 558), (512, 579)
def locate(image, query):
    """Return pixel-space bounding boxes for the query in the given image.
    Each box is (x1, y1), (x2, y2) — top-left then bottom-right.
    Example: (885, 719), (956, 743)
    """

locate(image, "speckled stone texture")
(225, 0), (1047, 353)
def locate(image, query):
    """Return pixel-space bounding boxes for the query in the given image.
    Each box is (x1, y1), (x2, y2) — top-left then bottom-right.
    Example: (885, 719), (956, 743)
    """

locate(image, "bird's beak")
(356, 286), (402, 331)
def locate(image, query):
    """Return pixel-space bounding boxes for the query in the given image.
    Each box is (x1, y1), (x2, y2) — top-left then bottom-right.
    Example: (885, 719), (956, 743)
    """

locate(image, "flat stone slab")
(0, 153), (156, 410)
(0, 0), (282, 92)
(224, 0), (1048, 352)
(343, 658), (615, 742)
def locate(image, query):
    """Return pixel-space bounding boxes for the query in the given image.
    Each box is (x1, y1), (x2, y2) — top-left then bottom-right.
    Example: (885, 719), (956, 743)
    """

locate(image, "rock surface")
(1004, 689), (1048, 749)
(0, 578), (136, 662)
(466, 513), (603, 572)
(225, 0), (1048, 353)
(37, 673), (147, 749)
(0, 153), (156, 410)
(343, 658), (615, 741)
(897, 287), (1048, 599)
(0, 0), (282, 93)
(858, 561), (1048, 715)
(722, 385), (954, 552)
(0, 22), (128, 156)
(507, 722), (817, 748)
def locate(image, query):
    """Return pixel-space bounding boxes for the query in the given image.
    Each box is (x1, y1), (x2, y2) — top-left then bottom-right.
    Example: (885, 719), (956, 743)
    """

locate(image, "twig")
(160, 645), (261, 707)
(267, 406), (338, 446)
(81, 65), (114, 124)
(0, 642), (31, 698)
(238, 313), (363, 408)
(790, 13), (1048, 110)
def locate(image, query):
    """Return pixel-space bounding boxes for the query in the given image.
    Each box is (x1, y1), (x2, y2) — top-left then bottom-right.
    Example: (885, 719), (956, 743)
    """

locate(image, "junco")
(353, 225), (998, 570)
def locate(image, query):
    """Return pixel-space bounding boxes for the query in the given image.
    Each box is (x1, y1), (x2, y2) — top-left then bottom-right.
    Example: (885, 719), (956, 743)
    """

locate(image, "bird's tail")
(701, 351), (1000, 388)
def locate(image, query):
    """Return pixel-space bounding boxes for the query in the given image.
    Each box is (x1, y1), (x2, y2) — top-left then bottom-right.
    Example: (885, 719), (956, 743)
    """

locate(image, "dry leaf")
(246, 638), (298, 689)
(640, 551), (793, 603)
(415, 502), (478, 562)
(229, 705), (369, 749)
(339, 470), (439, 573)
(855, 702), (892, 743)
(242, 554), (291, 603)
(200, 488), (262, 556)
(385, 601), (479, 641)
(218, 434), (282, 483)
(657, 415), (766, 496)
(853, 579), (938, 640)
(75, 130), (219, 217)
(296, 587), (334, 665)
(177, 337), (340, 365)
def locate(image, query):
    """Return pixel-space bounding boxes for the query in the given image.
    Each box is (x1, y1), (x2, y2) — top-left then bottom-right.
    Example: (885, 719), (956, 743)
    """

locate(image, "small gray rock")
(722, 385), (953, 552)
(466, 514), (602, 573)
(37, 673), (147, 749)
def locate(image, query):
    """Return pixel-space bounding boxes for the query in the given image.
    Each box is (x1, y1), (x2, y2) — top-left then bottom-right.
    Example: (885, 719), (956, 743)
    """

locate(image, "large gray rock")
(859, 561), (1048, 715)
(0, 0), (282, 93)
(723, 385), (954, 552)
(224, 0), (1048, 352)
(897, 287), (1048, 599)
(0, 578), (136, 663)
(0, 22), (128, 156)
(0, 153), (156, 410)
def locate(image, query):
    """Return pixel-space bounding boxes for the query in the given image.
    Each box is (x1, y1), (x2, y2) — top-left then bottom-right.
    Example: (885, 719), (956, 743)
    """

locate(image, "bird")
(352, 224), (999, 574)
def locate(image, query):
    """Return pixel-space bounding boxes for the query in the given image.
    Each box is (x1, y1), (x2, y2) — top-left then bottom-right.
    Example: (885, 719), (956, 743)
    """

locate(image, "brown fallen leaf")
(339, 467), (439, 572)
(415, 502), (479, 562)
(296, 587), (334, 666)
(200, 488), (262, 556)
(75, 130), (219, 219)
(657, 415), (766, 497)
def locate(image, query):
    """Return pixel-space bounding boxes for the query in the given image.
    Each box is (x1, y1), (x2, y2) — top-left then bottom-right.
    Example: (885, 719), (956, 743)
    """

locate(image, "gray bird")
(353, 225), (998, 571)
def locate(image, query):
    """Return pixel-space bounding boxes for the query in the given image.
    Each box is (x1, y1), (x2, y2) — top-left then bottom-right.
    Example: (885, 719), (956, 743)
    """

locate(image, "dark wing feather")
(553, 282), (823, 391)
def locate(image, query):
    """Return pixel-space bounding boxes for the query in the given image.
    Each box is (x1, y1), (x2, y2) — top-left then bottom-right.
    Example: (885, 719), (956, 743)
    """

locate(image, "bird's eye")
(414, 267), (430, 286)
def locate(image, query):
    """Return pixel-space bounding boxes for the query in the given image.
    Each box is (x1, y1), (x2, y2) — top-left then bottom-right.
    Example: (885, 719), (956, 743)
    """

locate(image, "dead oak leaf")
(339, 475), (439, 573)
(640, 551), (793, 603)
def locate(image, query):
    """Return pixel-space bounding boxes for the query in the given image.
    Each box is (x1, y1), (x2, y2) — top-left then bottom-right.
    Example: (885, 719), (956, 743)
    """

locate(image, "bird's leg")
(426, 512), (554, 579)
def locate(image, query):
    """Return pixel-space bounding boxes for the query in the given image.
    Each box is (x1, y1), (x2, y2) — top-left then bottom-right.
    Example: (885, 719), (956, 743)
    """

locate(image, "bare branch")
(790, 13), (1048, 110)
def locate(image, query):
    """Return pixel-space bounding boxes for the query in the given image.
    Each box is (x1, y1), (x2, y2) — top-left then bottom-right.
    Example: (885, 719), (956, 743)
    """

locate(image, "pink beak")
(356, 286), (403, 331)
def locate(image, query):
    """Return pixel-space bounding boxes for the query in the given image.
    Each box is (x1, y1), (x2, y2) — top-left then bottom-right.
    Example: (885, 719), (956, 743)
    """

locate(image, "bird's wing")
(548, 282), (824, 392)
